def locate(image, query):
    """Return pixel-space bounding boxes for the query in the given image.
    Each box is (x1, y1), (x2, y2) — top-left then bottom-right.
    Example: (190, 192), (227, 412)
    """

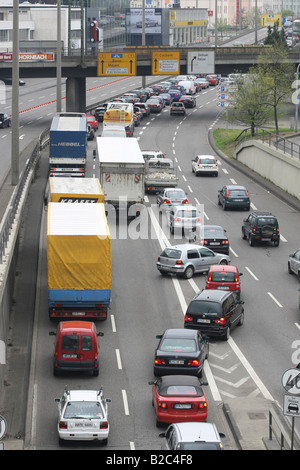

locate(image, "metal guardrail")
(235, 127), (300, 161)
(268, 402), (300, 450)
(0, 127), (49, 264)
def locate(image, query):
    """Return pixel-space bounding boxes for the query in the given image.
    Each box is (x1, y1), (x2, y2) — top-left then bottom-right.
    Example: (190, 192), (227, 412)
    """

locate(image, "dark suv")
(184, 289), (244, 341)
(241, 211), (280, 247)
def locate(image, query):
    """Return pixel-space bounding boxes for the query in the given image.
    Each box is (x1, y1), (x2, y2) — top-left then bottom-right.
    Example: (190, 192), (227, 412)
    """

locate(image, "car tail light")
(246, 190), (249, 196)
(157, 256), (160, 262)
(226, 190), (230, 199)
(187, 359), (199, 366)
(252, 226), (256, 234)
(175, 260), (184, 266)
(196, 217), (202, 222)
(163, 198), (171, 204)
(221, 240), (229, 245)
(182, 199), (188, 204)
(235, 273), (239, 282)
(59, 421), (68, 429)
(214, 317), (226, 325)
(276, 226), (279, 234)
(158, 402), (168, 409)
(174, 217), (181, 222)
(184, 314), (193, 322)
(198, 402), (207, 410)
(155, 359), (166, 365)
(207, 273), (212, 282)
(100, 421), (108, 429)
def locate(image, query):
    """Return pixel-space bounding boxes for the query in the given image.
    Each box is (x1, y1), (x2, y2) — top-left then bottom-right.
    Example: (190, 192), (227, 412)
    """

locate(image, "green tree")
(252, 44), (295, 133)
(226, 78), (273, 136)
(264, 21), (287, 49)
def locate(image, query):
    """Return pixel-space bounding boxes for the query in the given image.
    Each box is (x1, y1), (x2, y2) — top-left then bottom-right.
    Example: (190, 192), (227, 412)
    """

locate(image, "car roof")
(208, 264), (237, 272)
(159, 375), (203, 395)
(68, 390), (99, 401)
(172, 422), (220, 442)
(172, 205), (197, 210)
(166, 244), (204, 250)
(163, 328), (199, 339)
(196, 155), (215, 159)
(224, 185), (247, 190)
(59, 321), (94, 332)
(194, 289), (231, 301)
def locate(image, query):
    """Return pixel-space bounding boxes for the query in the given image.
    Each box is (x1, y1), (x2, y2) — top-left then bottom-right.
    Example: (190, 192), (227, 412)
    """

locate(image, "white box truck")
(96, 137), (145, 217)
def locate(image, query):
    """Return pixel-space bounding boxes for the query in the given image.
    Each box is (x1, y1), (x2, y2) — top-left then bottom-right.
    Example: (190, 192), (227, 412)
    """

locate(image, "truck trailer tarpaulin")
(49, 177), (104, 203)
(47, 203), (111, 293)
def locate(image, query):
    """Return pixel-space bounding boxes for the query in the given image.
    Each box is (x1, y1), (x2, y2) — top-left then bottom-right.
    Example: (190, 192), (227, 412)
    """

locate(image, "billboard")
(125, 8), (162, 35)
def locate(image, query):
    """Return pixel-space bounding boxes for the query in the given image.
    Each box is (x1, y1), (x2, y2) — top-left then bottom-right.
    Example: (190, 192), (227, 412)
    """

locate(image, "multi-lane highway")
(2, 74), (300, 451)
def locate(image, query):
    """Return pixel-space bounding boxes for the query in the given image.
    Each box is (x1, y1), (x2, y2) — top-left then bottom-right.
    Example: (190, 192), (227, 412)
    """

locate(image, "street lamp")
(295, 63), (300, 133)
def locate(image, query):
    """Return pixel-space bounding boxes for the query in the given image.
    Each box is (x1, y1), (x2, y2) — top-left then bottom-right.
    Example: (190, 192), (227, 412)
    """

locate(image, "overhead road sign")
(187, 51), (215, 75)
(152, 51), (180, 75)
(97, 52), (136, 77)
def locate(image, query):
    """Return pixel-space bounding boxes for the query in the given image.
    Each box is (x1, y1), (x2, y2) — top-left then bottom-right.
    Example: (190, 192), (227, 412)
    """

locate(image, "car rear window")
(188, 300), (221, 315)
(61, 334), (79, 350)
(210, 272), (236, 282)
(177, 210), (198, 217)
(63, 402), (104, 419)
(199, 158), (215, 164)
(165, 190), (185, 198)
(204, 227), (224, 237)
(161, 248), (181, 259)
(256, 217), (277, 226)
(160, 338), (196, 353)
(229, 190), (247, 197)
(166, 385), (198, 396)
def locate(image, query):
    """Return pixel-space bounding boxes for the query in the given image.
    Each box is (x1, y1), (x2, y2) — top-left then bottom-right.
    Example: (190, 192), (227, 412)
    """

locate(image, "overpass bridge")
(0, 46), (298, 111)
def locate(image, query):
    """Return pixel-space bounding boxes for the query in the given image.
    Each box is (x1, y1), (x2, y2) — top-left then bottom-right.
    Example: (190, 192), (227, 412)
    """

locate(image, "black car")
(242, 211), (280, 247)
(192, 225), (229, 255)
(170, 102), (186, 115)
(94, 104), (108, 122)
(179, 95), (196, 108)
(122, 93), (139, 104)
(151, 84), (166, 95)
(131, 89), (147, 102)
(154, 328), (209, 378)
(0, 113), (11, 128)
(218, 185), (250, 211)
(184, 289), (244, 341)
(135, 102), (150, 117)
(86, 124), (95, 140)
(147, 97), (163, 113)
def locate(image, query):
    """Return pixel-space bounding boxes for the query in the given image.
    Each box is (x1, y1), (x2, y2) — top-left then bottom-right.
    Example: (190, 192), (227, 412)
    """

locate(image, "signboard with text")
(152, 51), (180, 75)
(97, 52), (136, 76)
(187, 51), (214, 74)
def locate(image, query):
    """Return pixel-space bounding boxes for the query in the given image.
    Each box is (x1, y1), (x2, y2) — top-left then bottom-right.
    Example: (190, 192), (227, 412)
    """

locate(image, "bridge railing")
(0, 127), (49, 264)
(235, 127), (300, 161)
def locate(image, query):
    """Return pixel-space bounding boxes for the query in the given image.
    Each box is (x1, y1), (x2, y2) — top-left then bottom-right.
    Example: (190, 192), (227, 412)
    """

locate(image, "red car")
(86, 115), (98, 131)
(205, 264), (242, 299)
(149, 375), (208, 426)
(206, 75), (219, 86)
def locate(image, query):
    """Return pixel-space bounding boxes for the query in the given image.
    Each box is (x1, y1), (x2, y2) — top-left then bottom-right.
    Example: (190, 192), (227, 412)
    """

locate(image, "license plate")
(261, 238), (271, 241)
(197, 319), (210, 323)
(217, 286), (229, 289)
(169, 360), (184, 365)
(233, 199), (243, 201)
(174, 403), (192, 409)
(75, 423), (93, 428)
(62, 354), (77, 358)
(210, 242), (220, 245)
(72, 312), (86, 316)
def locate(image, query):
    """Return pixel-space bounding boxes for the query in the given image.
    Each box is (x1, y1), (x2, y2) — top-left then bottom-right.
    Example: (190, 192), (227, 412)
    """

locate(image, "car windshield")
(203, 227), (224, 237)
(165, 190), (185, 198)
(199, 158), (215, 164)
(165, 385), (198, 396)
(176, 210), (198, 217)
(63, 401), (103, 419)
(160, 338), (196, 353)
(188, 300), (221, 315)
(229, 190), (247, 197)
(61, 334), (79, 351)
(160, 248), (181, 259)
(178, 442), (221, 450)
(210, 272), (236, 282)
(256, 217), (277, 226)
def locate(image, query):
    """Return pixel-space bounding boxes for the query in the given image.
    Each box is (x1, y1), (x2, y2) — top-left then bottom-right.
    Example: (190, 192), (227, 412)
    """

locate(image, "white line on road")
(116, 349), (122, 369)
(245, 266), (259, 281)
(122, 389), (130, 415)
(267, 292), (283, 308)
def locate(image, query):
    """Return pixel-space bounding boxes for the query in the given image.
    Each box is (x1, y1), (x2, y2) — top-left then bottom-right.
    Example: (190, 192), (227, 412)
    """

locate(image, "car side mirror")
(55, 398), (60, 403)
(200, 381), (208, 386)
(239, 272), (243, 276)
(49, 331), (56, 336)
(158, 432), (166, 438)
(148, 381), (155, 385)
(243, 218), (247, 222)
(105, 398), (112, 403)
(97, 332), (104, 337)
(156, 334), (163, 339)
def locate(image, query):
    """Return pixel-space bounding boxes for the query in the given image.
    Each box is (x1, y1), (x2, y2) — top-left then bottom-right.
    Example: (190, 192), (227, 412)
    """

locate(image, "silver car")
(167, 205), (202, 235)
(157, 188), (188, 211)
(156, 244), (231, 279)
(159, 422), (225, 450)
(288, 249), (300, 279)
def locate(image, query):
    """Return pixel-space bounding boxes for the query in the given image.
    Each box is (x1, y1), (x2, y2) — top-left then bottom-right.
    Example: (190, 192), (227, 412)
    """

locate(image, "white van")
(178, 80), (196, 95)
(101, 126), (126, 138)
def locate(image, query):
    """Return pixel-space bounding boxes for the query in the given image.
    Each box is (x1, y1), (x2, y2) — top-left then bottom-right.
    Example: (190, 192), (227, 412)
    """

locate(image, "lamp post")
(56, 0), (62, 113)
(295, 63), (300, 133)
(11, 0), (19, 185)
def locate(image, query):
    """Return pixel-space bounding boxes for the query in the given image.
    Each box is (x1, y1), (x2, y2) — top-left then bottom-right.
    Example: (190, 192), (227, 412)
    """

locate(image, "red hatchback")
(205, 265), (242, 299)
(149, 375), (208, 427)
(86, 115), (99, 130)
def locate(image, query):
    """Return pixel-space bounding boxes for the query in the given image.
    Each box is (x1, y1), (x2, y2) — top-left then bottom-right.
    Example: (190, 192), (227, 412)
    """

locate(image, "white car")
(142, 150), (166, 161)
(192, 155), (218, 176)
(55, 386), (111, 445)
(159, 422), (225, 450)
(167, 205), (202, 235)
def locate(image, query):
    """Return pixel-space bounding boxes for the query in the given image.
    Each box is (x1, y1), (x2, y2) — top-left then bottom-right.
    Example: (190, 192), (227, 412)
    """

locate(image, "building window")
(0, 30), (8, 42)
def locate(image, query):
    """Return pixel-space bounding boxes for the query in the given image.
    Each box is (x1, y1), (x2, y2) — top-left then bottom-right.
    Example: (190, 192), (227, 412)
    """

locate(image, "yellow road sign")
(97, 52), (136, 76)
(152, 51), (180, 76)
